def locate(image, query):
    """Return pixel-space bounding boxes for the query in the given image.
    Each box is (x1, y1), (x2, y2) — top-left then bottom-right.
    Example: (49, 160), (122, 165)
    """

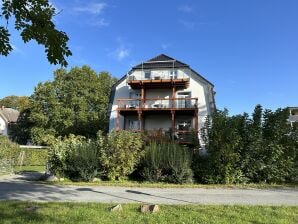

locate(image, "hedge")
(17, 148), (48, 166)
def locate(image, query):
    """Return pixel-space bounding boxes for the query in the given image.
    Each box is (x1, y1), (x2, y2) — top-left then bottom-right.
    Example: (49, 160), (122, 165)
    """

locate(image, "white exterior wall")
(109, 78), (131, 131)
(109, 68), (214, 132)
(179, 69), (212, 130)
(0, 117), (8, 136)
(145, 89), (172, 99)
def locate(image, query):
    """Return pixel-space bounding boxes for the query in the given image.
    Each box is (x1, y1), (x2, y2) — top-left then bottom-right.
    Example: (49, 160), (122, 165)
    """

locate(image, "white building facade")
(289, 107), (298, 128)
(108, 54), (216, 144)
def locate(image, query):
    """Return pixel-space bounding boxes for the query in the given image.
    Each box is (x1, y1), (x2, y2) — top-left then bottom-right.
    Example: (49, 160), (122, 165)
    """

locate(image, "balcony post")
(141, 86), (145, 108)
(116, 109), (120, 131)
(172, 85), (176, 108)
(138, 111), (142, 131)
(171, 110), (175, 132)
(194, 110), (198, 131)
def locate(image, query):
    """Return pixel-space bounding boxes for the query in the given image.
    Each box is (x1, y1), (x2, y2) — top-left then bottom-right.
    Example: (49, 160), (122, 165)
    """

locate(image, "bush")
(48, 135), (100, 181)
(64, 141), (100, 181)
(142, 141), (193, 184)
(98, 130), (143, 180)
(0, 136), (20, 174)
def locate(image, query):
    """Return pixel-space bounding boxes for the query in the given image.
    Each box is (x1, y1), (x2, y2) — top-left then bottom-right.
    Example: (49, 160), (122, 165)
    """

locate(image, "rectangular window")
(144, 71), (151, 79)
(177, 92), (191, 108)
(129, 92), (141, 99)
(169, 70), (177, 79)
(128, 119), (138, 130)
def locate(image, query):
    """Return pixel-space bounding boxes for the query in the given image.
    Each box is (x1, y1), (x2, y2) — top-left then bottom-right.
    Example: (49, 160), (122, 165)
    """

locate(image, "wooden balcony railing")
(117, 98), (198, 110)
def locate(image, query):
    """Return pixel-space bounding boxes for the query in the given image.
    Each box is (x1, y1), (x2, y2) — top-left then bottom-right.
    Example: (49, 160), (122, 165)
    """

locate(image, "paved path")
(0, 173), (298, 205)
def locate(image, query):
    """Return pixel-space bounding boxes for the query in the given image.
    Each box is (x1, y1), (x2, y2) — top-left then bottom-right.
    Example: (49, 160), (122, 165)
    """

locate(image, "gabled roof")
(132, 54), (189, 70)
(0, 107), (19, 123)
(110, 54), (214, 91)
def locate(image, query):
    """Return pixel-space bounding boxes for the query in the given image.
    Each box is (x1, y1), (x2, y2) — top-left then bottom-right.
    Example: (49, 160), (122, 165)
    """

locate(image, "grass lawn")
(0, 202), (297, 224)
(0, 166), (44, 176)
(13, 165), (45, 173)
(43, 178), (298, 189)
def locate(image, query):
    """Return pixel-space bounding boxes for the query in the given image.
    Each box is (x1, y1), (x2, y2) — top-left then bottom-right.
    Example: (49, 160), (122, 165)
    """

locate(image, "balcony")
(117, 98), (198, 112)
(127, 72), (189, 89)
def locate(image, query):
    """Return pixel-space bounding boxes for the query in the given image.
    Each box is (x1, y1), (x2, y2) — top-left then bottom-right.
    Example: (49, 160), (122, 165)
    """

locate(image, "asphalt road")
(0, 173), (297, 205)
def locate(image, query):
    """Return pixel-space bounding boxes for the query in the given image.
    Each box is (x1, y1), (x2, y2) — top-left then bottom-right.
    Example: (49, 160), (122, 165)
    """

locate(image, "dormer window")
(144, 70), (151, 79)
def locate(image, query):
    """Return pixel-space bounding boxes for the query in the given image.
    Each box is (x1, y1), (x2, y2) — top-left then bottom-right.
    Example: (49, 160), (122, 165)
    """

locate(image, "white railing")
(127, 71), (188, 81)
(118, 98), (198, 109)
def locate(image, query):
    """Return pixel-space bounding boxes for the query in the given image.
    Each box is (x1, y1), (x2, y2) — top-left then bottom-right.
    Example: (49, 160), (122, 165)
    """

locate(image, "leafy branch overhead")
(0, 0), (72, 66)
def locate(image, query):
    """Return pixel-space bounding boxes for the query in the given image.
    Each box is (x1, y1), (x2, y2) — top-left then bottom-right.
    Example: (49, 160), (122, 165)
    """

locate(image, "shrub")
(98, 130), (143, 180)
(196, 106), (298, 184)
(142, 141), (193, 184)
(48, 135), (100, 181)
(198, 110), (248, 184)
(64, 141), (100, 181)
(0, 136), (20, 174)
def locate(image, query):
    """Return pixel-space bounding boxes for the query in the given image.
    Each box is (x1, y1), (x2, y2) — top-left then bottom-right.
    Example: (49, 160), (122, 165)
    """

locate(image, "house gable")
(108, 54), (216, 143)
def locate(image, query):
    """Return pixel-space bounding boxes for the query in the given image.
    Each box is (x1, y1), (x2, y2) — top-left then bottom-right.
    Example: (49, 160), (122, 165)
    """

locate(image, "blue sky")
(0, 0), (297, 115)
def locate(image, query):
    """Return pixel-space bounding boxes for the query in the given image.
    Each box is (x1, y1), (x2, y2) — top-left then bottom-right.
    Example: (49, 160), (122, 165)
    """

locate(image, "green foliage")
(196, 105), (298, 184)
(0, 136), (48, 174)
(48, 135), (100, 181)
(48, 131), (143, 181)
(142, 141), (193, 184)
(29, 66), (117, 144)
(64, 141), (100, 182)
(0, 135), (20, 173)
(98, 130), (144, 180)
(0, 0), (71, 66)
(9, 108), (33, 144)
(18, 148), (48, 166)
(199, 110), (248, 184)
(0, 95), (29, 111)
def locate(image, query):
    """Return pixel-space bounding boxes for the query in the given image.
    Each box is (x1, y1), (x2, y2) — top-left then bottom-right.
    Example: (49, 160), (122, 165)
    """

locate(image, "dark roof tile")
(132, 54), (189, 69)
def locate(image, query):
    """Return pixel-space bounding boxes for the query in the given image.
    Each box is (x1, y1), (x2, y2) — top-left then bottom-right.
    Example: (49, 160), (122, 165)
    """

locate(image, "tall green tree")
(0, 0), (71, 66)
(29, 66), (117, 144)
(0, 95), (29, 111)
(9, 108), (33, 144)
(197, 105), (298, 184)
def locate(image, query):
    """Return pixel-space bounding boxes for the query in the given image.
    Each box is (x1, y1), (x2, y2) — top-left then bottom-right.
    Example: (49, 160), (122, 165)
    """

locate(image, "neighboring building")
(289, 107), (298, 128)
(108, 54), (216, 144)
(0, 106), (19, 136)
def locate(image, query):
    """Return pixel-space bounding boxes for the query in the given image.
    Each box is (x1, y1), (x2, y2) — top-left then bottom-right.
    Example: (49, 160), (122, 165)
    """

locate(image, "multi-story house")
(108, 54), (216, 144)
(289, 107), (298, 128)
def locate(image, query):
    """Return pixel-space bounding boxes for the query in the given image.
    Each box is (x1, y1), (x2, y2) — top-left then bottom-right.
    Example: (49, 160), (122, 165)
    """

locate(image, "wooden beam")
(194, 110), (198, 131)
(116, 109), (120, 131)
(138, 111), (142, 130)
(171, 110), (175, 132)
